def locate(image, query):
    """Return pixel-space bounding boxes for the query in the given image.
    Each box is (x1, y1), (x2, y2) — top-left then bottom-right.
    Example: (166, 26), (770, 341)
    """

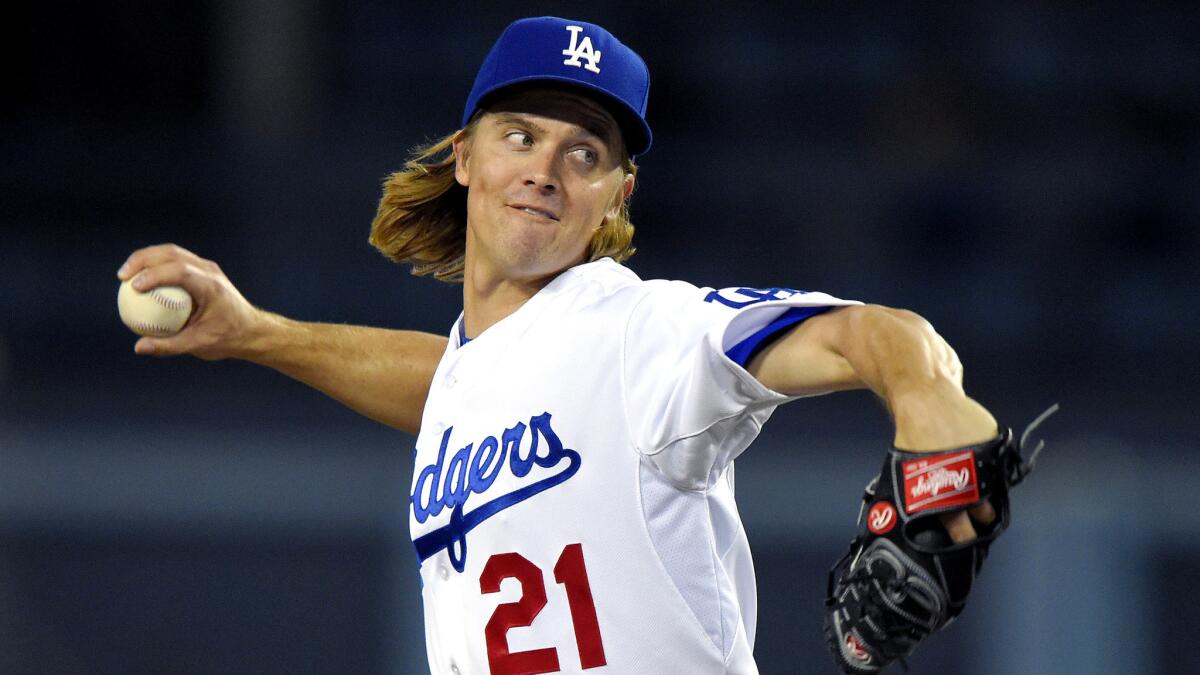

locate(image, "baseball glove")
(823, 405), (1058, 673)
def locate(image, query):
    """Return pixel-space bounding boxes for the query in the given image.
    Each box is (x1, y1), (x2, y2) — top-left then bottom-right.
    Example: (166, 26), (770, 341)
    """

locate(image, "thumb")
(134, 333), (197, 357)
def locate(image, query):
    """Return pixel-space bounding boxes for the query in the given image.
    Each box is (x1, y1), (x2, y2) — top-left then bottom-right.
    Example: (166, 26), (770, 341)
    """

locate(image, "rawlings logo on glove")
(823, 405), (1058, 673)
(903, 451), (978, 513)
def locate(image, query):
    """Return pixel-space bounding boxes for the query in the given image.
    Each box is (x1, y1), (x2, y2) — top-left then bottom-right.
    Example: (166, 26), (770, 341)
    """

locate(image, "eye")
(504, 131), (533, 147)
(569, 147), (598, 166)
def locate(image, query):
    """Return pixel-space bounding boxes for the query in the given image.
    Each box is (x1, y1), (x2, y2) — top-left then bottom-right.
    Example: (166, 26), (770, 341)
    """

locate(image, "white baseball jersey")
(409, 258), (859, 674)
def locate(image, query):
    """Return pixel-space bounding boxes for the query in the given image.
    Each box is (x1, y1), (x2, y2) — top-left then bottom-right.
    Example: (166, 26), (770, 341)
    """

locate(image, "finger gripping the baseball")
(118, 245), (268, 361)
(117, 279), (194, 337)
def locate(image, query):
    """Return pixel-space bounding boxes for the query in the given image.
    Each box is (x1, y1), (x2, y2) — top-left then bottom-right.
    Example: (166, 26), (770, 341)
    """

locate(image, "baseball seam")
(150, 289), (190, 311)
(130, 320), (176, 336)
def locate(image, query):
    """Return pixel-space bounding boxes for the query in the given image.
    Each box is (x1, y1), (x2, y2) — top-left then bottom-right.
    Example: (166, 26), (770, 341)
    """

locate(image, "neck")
(461, 247), (577, 339)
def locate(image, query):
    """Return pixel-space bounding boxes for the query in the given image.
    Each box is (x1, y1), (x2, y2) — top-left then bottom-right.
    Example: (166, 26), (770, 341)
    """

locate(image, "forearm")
(241, 313), (447, 435)
(837, 305), (997, 450)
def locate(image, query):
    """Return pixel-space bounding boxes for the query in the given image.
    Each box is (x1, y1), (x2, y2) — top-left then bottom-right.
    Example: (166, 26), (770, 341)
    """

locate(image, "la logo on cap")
(562, 25), (601, 73)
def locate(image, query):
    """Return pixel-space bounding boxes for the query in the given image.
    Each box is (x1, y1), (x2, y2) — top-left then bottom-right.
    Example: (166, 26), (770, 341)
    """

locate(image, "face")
(453, 88), (635, 282)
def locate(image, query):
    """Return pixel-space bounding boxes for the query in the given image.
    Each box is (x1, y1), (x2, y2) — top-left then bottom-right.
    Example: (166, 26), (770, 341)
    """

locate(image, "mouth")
(508, 203), (560, 222)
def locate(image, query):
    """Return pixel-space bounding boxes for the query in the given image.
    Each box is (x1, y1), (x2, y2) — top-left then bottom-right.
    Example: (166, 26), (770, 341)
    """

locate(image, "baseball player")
(119, 16), (1033, 674)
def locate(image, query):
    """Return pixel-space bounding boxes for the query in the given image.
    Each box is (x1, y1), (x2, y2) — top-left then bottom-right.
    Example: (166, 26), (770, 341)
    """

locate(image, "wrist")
(890, 382), (998, 451)
(235, 309), (290, 364)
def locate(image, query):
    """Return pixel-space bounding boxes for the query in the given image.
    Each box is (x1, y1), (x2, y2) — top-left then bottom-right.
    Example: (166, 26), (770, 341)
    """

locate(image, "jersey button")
(438, 564), (450, 580)
(450, 660), (461, 675)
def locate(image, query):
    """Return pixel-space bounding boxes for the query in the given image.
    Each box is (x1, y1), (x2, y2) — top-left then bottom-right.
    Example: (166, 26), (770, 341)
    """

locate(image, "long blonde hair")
(369, 117), (639, 283)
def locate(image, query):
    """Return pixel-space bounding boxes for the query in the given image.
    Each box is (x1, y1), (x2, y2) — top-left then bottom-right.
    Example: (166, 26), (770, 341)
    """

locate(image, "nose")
(522, 149), (559, 193)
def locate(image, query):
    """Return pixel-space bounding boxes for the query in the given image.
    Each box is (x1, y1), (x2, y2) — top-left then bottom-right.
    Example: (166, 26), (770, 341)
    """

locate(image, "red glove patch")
(900, 450), (979, 515)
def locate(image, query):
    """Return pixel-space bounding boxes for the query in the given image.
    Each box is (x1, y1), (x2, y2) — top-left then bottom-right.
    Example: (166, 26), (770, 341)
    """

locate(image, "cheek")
(465, 163), (514, 228)
(466, 147), (520, 194)
(570, 187), (608, 232)
(585, 177), (623, 221)
(469, 161), (504, 195)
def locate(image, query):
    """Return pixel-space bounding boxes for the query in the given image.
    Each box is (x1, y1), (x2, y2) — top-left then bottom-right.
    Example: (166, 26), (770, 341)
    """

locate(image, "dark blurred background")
(2, 1), (1197, 673)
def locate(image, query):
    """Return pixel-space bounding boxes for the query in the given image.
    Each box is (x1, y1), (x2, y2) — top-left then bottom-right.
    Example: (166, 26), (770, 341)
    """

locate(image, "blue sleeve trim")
(724, 305), (835, 367)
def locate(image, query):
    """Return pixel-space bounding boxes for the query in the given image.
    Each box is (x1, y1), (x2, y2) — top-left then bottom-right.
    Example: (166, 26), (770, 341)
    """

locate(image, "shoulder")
(557, 260), (861, 326)
(552, 258), (664, 309)
(562, 257), (643, 292)
(568, 258), (717, 302)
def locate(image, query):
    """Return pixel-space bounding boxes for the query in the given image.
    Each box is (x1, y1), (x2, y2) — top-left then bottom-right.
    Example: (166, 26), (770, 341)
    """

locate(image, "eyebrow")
(492, 112), (613, 148)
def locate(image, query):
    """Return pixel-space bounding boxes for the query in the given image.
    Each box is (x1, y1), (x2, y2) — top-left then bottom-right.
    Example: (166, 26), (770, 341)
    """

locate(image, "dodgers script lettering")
(411, 412), (581, 572)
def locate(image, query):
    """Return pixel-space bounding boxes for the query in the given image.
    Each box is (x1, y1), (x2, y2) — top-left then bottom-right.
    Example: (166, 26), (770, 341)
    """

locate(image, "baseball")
(117, 278), (193, 337)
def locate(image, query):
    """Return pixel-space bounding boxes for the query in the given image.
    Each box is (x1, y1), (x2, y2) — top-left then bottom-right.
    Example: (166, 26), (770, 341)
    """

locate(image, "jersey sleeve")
(621, 284), (860, 490)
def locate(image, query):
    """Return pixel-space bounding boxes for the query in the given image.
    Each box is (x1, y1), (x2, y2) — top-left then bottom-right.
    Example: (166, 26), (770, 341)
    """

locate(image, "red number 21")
(480, 543), (607, 674)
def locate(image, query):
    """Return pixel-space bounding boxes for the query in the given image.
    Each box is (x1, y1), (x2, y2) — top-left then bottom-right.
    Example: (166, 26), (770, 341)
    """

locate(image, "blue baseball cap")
(462, 16), (653, 156)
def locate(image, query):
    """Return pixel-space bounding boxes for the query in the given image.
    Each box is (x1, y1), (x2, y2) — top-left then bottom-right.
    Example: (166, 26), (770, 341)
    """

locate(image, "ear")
(452, 130), (471, 187)
(605, 173), (636, 222)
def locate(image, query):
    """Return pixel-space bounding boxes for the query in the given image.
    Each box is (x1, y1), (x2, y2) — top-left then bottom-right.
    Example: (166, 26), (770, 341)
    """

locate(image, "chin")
(500, 243), (583, 280)
(477, 213), (591, 279)
(494, 227), (561, 268)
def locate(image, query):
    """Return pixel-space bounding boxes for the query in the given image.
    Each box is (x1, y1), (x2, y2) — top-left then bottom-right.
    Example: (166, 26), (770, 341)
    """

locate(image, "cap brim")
(473, 76), (652, 157)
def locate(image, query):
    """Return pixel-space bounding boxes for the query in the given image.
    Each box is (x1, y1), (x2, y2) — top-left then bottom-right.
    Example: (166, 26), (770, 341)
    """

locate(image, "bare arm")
(746, 303), (998, 541)
(118, 244), (446, 435)
(232, 315), (444, 434)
